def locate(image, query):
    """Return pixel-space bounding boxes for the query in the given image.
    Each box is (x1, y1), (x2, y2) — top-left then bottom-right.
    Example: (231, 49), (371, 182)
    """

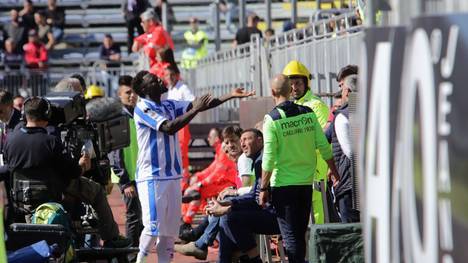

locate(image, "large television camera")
(45, 91), (130, 185)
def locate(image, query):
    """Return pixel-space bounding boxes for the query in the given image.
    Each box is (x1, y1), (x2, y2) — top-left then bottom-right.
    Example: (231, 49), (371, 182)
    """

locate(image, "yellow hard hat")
(85, 85), (105, 99)
(282, 60), (312, 87)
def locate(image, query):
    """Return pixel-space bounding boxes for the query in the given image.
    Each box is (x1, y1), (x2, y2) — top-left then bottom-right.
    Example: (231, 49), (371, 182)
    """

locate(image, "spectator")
(99, 34), (121, 62)
(209, 0), (237, 33)
(34, 11), (55, 50)
(122, 0), (149, 52)
(259, 74), (339, 263)
(154, 0), (175, 32)
(44, 0), (65, 42)
(331, 74), (360, 223)
(283, 20), (296, 32)
(6, 9), (26, 53)
(328, 13), (339, 34)
(23, 30), (47, 69)
(264, 28), (275, 42)
(181, 17), (208, 69)
(132, 9), (174, 71)
(13, 95), (24, 112)
(2, 38), (22, 67)
(18, 0), (35, 34)
(233, 14), (262, 48)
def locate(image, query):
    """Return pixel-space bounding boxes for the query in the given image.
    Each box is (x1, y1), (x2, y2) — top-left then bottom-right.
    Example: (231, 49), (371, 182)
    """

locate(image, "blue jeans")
(218, 201), (280, 263)
(194, 215), (220, 250)
(52, 27), (63, 42)
(209, 2), (237, 29)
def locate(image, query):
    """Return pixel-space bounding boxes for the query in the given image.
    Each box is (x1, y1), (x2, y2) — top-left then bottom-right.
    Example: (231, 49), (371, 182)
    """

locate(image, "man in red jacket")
(181, 127), (238, 226)
(23, 30), (47, 69)
(132, 9), (174, 70)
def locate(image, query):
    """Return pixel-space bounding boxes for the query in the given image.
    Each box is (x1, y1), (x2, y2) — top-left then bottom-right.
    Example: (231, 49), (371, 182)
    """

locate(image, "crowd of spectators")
(1, 0), (65, 69)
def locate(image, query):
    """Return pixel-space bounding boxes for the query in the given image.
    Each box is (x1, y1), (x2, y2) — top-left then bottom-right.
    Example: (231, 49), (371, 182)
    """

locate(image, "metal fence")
(184, 35), (263, 122)
(186, 12), (363, 122)
(267, 13), (364, 106)
(0, 56), (144, 97)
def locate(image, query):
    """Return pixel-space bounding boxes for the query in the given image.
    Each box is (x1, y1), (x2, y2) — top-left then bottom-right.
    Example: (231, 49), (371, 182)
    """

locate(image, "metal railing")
(87, 60), (140, 96)
(185, 35), (263, 122)
(1, 66), (50, 97)
(187, 12), (364, 122)
(266, 12), (363, 105)
(0, 55), (145, 97)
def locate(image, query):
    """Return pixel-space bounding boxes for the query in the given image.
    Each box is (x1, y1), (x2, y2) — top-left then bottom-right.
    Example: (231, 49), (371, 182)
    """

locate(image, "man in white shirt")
(330, 74), (360, 223)
(165, 65), (195, 102)
(164, 65), (195, 184)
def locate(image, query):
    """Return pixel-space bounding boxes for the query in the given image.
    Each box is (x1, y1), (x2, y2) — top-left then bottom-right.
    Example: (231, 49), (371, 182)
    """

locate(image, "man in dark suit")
(122, 0), (150, 53)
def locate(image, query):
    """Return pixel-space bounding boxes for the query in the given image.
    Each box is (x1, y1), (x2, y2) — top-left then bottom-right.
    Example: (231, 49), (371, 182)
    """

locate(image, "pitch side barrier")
(186, 12), (363, 122)
(0, 53), (145, 97)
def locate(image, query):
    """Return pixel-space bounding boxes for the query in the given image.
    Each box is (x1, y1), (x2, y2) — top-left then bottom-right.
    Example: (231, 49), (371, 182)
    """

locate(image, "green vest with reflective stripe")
(183, 30), (208, 58)
(123, 118), (138, 181)
(295, 90), (329, 128)
(262, 101), (332, 187)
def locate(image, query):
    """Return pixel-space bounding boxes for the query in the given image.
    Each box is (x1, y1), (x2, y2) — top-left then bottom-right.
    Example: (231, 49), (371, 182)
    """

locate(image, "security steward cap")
(85, 85), (105, 100)
(282, 60), (312, 88)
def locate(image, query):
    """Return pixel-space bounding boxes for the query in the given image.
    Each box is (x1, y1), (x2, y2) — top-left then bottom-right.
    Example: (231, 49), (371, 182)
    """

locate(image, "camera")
(45, 91), (130, 185)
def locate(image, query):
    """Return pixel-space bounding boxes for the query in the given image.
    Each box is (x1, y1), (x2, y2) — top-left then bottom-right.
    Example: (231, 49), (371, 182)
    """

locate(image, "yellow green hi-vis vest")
(262, 101), (332, 187)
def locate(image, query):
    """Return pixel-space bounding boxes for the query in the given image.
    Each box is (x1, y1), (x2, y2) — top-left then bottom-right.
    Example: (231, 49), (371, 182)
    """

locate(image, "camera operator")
(4, 97), (132, 248)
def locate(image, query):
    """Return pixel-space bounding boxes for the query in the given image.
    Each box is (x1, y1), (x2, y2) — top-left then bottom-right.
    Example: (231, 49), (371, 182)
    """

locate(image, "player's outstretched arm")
(159, 94), (213, 135)
(202, 88), (255, 111)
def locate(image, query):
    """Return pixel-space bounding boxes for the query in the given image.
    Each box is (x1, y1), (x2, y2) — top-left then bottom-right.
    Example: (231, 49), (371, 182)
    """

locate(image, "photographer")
(4, 97), (131, 248)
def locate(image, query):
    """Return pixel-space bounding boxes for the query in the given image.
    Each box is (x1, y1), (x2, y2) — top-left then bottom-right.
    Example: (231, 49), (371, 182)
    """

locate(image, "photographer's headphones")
(23, 96), (52, 121)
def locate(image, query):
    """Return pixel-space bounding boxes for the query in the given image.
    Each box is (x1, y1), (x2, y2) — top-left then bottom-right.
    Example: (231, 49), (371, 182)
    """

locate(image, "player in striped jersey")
(131, 71), (254, 263)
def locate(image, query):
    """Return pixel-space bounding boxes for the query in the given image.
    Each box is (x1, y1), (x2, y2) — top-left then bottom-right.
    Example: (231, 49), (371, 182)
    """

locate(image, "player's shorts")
(137, 179), (182, 237)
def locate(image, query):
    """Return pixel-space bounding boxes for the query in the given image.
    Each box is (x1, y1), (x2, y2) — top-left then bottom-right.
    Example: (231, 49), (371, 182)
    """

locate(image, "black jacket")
(122, 0), (150, 20)
(108, 106), (134, 191)
(4, 127), (82, 197)
(331, 103), (353, 198)
(0, 108), (23, 178)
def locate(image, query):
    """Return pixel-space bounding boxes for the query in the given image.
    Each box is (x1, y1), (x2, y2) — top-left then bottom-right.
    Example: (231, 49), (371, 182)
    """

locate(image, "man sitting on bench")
(206, 129), (280, 263)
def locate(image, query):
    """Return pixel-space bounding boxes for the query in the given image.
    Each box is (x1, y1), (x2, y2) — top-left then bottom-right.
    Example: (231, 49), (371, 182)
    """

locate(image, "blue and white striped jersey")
(134, 98), (191, 182)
